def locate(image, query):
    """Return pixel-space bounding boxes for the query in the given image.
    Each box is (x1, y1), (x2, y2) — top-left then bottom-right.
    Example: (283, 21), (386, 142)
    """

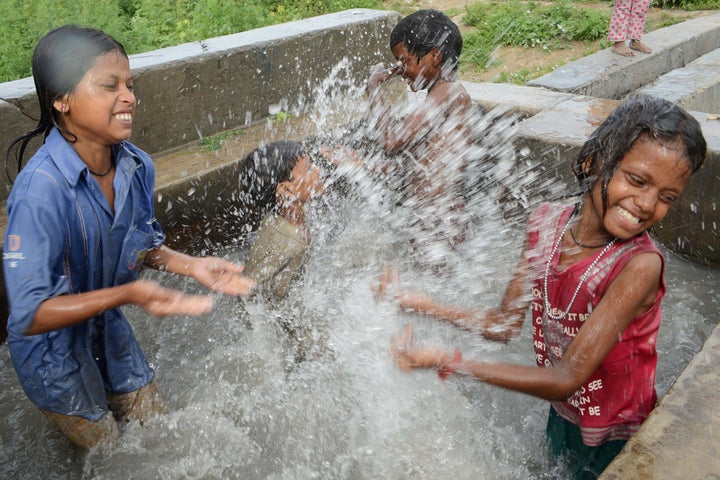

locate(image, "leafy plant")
(198, 128), (245, 151)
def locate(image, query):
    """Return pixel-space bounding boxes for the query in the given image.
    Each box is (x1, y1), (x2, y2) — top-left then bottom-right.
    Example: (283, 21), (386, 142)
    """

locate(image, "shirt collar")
(45, 128), (142, 186)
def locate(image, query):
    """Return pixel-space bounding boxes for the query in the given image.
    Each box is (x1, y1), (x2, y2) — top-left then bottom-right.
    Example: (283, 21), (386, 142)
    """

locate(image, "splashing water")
(0, 60), (718, 480)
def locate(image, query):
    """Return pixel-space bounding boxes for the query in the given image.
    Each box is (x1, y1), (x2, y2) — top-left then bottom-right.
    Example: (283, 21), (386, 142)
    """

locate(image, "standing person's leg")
(41, 409), (120, 450)
(628, 0), (653, 53)
(608, 0), (634, 56)
(107, 380), (165, 425)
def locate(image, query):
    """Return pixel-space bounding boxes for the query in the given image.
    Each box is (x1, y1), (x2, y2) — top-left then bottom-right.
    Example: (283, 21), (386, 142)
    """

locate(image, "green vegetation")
(0, 0), (382, 82)
(1, 0), (717, 84)
(461, 0), (610, 70)
(198, 127), (244, 151)
(459, 0), (718, 83)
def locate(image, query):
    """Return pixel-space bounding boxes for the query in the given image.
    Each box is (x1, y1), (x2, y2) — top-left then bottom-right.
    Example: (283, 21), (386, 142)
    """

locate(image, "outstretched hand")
(390, 323), (453, 371)
(131, 279), (214, 317)
(190, 256), (255, 296)
(320, 144), (362, 169)
(372, 265), (433, 314)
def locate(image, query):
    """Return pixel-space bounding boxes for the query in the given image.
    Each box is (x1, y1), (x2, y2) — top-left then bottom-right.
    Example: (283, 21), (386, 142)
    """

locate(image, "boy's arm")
(28, 280), (213, 335)
(375, 81), (472, 154)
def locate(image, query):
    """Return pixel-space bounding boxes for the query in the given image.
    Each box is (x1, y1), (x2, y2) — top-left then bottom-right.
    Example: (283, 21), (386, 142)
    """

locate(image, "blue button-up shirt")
(3, 128), (165, 420)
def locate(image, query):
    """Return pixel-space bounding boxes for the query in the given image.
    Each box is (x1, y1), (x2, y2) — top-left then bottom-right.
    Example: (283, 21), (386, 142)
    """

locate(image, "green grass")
(461, 0), (610, 69)
(0, 0), (382, 82)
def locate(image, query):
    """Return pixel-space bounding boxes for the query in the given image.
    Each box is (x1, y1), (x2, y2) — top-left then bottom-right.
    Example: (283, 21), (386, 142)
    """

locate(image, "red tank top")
(527, 202), (665, 446)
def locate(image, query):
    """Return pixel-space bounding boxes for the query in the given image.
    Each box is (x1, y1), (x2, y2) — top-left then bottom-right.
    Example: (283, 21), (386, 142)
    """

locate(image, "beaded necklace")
(542, 213), (617, 322)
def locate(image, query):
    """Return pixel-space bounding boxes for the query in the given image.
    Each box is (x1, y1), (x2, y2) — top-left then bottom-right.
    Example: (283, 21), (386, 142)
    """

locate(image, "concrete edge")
(527, 12), (720, 99)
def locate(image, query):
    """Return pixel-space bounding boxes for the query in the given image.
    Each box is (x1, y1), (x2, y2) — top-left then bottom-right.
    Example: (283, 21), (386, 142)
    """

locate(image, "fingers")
(372, 264), (390, 300)
(390, 323), (414, 370)
(210, 275), (256, 296)
(207, 257), (245, 274)
(141, 285), (214, 317)
(168, 294), (214, 316)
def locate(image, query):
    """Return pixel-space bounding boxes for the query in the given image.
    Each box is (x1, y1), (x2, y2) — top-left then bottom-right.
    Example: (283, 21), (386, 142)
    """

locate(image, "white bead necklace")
(542, 213), (617, 321)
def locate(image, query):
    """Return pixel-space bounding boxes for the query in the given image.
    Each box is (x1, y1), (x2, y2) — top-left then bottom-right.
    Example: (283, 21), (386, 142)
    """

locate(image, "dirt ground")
(384, 0), (716, 83)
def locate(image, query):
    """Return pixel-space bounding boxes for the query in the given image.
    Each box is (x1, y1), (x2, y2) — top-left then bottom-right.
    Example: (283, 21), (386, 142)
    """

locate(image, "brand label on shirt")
(3, 234), (26, 267)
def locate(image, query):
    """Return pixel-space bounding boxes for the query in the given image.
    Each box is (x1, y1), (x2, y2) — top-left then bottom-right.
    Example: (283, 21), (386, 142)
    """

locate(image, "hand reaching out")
(130, 279), (214, 317)
(190, 256), (256, 296)
(390, 323), (456, 372)
(320, 144), (362, 169)
(372, 264), (399, 300)
(367, 61), (403, 95)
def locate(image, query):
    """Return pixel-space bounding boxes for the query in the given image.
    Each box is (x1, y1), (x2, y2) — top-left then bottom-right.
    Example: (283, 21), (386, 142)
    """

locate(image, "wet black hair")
(238, 140), (307, 226)
(5, 25), (127, 178)
(573, 95), (706, 210)
(389, 9), (462, 70)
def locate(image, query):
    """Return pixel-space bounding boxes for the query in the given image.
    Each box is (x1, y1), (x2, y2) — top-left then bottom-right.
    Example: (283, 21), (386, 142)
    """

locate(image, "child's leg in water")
(107, 380), (165, 425)
(545, 407), (626, 479)
(41, 409), (120, 450)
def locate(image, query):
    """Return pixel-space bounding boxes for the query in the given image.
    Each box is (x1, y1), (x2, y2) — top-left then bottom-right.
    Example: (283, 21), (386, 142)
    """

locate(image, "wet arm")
(382, 82), (471, 153)
(144, 244), (254, 296)
(28, 280), (212, 335)
(393, 253), (532, 341)
(412, 253), (662, 400)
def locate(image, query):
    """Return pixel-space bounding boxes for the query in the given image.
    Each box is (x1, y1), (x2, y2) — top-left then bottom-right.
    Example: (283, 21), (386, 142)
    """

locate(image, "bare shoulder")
(427, 80), (472, 114)
(623, 251), (663, 279)
(612, 251), (663, 311)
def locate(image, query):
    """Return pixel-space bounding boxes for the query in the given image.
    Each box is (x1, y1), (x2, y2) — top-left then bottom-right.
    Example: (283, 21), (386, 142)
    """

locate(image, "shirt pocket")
(115, 226), (158, 284)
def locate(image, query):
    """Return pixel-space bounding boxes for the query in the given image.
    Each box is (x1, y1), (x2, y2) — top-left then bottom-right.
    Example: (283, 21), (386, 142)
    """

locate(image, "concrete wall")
(527, 14), (720, 100)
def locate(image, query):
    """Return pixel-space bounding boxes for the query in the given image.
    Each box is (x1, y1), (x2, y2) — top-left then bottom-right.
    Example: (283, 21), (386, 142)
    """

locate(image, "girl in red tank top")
(374, 95), (707, 478)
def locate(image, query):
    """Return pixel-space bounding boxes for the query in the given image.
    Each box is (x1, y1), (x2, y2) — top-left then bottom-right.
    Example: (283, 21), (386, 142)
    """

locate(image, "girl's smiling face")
(588, 135), (692, 240)
(391, 42), (441, 92)
(56, 49), (136, 147)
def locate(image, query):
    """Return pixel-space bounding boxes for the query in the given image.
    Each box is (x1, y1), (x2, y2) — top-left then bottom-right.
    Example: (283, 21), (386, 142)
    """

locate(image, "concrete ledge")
(637, 48), (720, 113)
(527, 13), (720, 99)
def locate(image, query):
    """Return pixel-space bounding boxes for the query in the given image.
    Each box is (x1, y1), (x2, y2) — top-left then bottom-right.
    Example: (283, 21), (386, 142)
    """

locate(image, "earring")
(61, 104), (67, 112)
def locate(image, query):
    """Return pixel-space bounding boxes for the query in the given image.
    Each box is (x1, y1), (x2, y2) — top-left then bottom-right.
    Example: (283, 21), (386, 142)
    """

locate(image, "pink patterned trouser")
(608, 0), (651, 42)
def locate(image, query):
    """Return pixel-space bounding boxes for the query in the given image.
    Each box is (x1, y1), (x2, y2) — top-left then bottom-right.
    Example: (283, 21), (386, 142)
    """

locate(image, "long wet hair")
(5, 25), (127, 178)
(573, 95), (706, 211)
(238, 141), (307, 228)
(389, 9), (462, 71)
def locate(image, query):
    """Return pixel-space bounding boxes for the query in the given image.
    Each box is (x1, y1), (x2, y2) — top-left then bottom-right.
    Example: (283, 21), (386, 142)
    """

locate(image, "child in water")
(238, 141), (328, 364)
(239, 141), (326, 302)
(376, 95), (706, 478)
(365, 9), (475, 268)
(3, 25), (255, 450)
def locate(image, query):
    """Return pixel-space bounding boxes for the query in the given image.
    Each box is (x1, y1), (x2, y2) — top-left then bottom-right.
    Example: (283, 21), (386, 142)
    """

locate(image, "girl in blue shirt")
(3, 25), (255, 450)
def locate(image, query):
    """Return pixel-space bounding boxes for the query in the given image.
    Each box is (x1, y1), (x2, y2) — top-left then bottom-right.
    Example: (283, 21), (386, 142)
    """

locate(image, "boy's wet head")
(389, 9), (462, 71)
